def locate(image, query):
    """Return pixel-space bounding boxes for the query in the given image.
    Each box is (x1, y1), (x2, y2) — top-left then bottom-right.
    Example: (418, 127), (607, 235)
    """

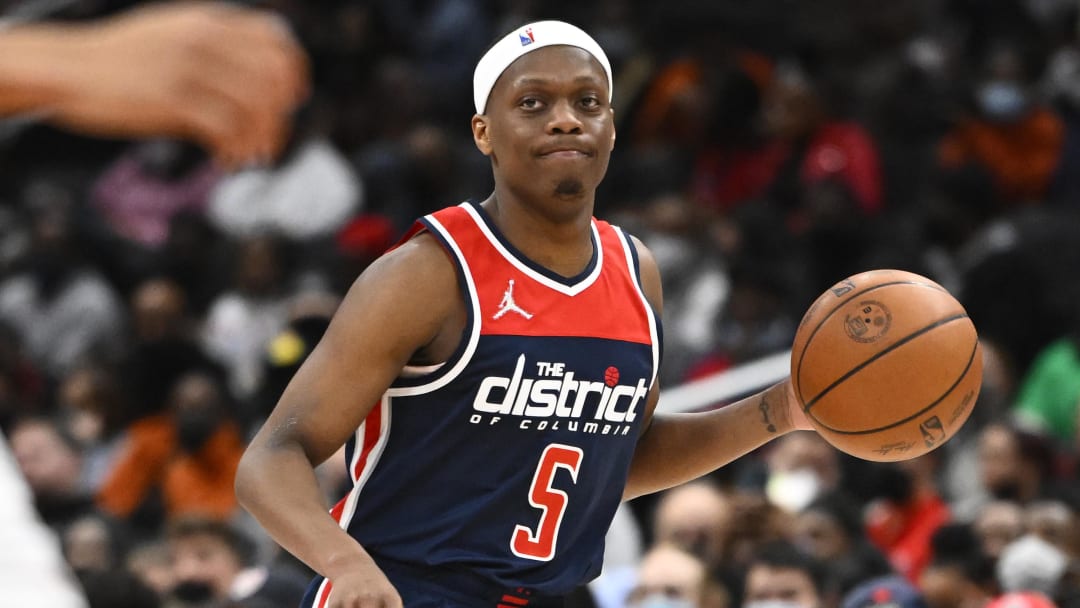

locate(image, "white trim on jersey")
(385, 215), (482, 397)
(310, 577), (331, 608)
(401, 362), (446, 377)
(460, 203), (603, 297)
(615, 230), (661, 390)
(338, 396), (392, 531)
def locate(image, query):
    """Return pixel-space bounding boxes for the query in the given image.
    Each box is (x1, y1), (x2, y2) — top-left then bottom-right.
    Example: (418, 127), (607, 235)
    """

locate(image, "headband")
(472, 20), (613, 115)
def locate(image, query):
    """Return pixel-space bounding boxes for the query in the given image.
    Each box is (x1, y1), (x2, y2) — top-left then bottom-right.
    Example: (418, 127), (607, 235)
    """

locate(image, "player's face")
(474, 45), (615, 211)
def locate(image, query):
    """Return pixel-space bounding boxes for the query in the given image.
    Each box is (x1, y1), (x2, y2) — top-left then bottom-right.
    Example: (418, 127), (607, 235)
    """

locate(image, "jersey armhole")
(619, 227), (664, 369)
(386, 217), (477, 392)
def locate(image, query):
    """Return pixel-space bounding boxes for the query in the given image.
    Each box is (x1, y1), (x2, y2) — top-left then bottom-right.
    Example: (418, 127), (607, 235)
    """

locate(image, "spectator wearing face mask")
(160, 372), (245, 520)
(939, 40), (1065, 205)
(626, 543), (729, 608)
(996, 534), (1068, 599)
(166, 516), (308, 607)
(764, 432), (841, 514)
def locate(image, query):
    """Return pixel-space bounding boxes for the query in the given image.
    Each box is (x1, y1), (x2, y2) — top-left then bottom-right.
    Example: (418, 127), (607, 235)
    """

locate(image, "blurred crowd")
(3, 0), (1080, 607)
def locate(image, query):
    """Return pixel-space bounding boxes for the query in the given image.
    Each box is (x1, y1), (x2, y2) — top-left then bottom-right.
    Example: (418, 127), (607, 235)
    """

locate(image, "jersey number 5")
(511, 443), (583, 562)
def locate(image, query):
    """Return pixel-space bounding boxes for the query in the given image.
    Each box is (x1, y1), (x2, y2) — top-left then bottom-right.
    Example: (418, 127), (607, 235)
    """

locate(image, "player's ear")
(472, 115), (493, 156)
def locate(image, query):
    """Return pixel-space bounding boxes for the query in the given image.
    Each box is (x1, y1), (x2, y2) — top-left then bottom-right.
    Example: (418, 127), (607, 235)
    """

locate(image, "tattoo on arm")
(759, 395), (777, 433)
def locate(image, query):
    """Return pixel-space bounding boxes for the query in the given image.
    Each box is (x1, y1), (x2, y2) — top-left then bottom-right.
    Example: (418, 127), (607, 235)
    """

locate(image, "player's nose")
(546, 98), (583, 134)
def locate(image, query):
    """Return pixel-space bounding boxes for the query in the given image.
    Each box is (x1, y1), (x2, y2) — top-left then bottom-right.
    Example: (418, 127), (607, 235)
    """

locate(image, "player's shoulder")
(376, 229), (454, 279)
(598, 220), (663, 313)
(351, 229), (458, 304)
(628, 235), (662, 309)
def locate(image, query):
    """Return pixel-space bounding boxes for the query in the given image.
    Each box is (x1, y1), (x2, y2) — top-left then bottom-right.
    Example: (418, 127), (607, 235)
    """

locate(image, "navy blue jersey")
(307, 202), (660, 606)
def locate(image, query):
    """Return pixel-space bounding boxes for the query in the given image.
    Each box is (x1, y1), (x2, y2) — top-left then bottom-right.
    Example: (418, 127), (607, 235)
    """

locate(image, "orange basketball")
(790, 269), (983, 462)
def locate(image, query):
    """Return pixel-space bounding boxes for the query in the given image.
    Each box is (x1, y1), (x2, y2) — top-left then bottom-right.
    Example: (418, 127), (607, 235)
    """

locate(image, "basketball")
(790, 269), (983, 462)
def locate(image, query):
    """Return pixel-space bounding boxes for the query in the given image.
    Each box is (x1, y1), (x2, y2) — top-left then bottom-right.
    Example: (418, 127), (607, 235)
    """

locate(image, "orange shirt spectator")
(939, 108), (1065, 204)
(96, 413), (174, 518)
(96, 416), (244, 521)
(162, 422), (244, 519)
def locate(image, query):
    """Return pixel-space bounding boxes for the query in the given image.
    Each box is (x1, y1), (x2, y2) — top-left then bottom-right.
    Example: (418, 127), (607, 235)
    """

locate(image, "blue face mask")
(633, 594), (696, 608)
(976, 81), (1030, 122)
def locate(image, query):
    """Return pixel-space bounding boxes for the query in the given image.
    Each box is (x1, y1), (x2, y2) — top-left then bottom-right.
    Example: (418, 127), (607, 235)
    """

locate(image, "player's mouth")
(537, 145), (592, 159)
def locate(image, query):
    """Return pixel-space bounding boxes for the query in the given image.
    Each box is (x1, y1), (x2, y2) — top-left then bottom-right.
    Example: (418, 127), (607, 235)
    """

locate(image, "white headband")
(472, 20), (613, 115)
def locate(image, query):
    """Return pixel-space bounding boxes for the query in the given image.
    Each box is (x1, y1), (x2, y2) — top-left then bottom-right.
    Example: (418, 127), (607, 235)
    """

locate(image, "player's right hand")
(326, 567), (403, 608)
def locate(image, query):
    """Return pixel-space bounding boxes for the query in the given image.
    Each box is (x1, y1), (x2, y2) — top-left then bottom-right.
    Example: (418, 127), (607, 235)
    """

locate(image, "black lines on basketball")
(793, 281), (948, 398)
(808, 334), (980, 435)
(803, 313), (970, 412)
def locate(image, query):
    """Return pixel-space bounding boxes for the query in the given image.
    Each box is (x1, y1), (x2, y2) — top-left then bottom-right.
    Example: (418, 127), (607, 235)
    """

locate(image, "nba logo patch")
(519, 27), (535, 46)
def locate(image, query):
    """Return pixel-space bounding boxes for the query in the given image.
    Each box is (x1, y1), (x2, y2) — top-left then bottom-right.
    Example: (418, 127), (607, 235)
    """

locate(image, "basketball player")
(235, 21), (813, 608)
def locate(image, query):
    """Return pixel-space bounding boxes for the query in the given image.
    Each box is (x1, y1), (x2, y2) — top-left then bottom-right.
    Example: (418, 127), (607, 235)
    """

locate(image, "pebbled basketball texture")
(791, 269), (983, 462)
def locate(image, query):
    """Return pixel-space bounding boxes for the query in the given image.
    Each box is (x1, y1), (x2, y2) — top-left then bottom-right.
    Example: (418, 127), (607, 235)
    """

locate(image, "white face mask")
(744, 601), (806, 608)
(633, 594), (696, 608)
(765, 468), (823, 512)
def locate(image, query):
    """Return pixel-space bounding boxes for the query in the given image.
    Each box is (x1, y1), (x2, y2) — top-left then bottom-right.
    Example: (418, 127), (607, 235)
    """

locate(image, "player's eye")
(519, 97), (544, 110)
(580, 95), (601, 109)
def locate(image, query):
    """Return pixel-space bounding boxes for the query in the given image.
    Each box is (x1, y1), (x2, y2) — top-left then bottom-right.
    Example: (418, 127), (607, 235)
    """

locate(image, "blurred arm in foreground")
(0, 1), (309, 168)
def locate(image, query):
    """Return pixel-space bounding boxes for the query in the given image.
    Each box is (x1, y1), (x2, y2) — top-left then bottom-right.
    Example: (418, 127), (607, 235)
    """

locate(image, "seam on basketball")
(803, 312), (969, 411)
(807, 331), (980, 435)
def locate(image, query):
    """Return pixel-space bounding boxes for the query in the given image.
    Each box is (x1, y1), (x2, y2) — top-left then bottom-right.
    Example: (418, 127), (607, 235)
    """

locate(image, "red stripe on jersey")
(315, 579), (333, 608)
(329, 495), (347, 522)
(352, 403), (383, 480)
(498, 604), (521, 608)
(501, 595), (530, 605)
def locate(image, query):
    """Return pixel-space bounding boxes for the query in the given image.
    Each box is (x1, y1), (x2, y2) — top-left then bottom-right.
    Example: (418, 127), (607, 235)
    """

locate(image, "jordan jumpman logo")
(493, 279), (533, 320)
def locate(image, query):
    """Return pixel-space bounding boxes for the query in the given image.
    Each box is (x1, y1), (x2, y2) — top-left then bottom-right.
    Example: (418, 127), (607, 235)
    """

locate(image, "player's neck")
(481, 189), (595, 279)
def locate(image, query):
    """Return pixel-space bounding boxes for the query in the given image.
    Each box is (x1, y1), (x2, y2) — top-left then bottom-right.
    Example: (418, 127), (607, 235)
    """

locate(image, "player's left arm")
(621, 236), (812, 501)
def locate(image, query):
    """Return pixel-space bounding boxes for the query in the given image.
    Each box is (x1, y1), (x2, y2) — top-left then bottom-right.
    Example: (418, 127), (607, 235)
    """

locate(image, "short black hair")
(928, 523), (995, 585)
(166, 516), (258, 567)
(804, 491), (865, 541)
(748, 540), (832, 596)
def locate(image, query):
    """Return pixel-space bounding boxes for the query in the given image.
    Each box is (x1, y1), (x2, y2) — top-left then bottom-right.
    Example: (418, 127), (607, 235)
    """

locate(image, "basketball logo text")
(830, 278), (856, 297)
(844, 300), (891, 343)
(919, 415), (945, 447)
